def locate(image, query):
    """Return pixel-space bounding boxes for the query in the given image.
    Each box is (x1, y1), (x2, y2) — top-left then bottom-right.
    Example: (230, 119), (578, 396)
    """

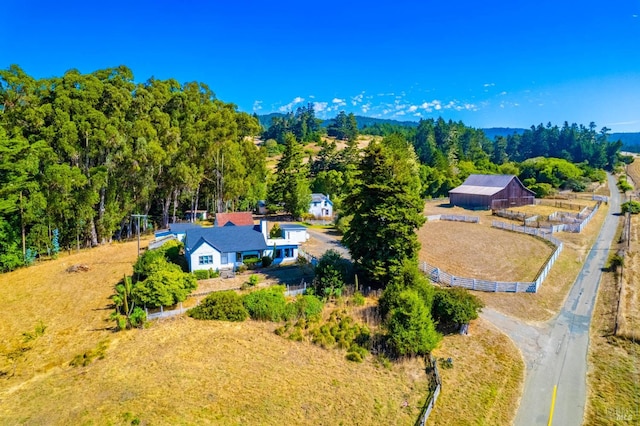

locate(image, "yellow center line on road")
(548, 385), (558, 426)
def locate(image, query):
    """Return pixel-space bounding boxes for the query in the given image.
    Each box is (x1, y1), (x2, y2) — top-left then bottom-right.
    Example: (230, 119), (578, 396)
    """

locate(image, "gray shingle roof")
(168, 223), (202, 233)
(449, 174), (535, 196)
(185, 225), (267, 253)
(280, 224), (308, 231)
(461, 174), (516, 187)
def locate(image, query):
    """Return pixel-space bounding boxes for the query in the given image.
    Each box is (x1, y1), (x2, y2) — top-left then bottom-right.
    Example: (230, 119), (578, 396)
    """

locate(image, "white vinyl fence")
(421, 220), (564, 293)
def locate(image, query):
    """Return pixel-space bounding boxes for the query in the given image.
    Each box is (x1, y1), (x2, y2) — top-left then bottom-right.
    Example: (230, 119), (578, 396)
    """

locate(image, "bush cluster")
(276, 309), (370, 362)
(243, 286), (288, 321)
(193, 268), (218, 280)
(432, 287), (484, 330)
(188, 291), (248, 321)
(188, 287), (324, 324)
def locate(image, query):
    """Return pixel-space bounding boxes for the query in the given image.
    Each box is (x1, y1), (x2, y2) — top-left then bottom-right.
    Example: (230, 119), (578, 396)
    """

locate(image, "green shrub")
(134, 240), (185, 279)
(236, 264), (248, 273)
(132, 264), (197, 308)
(432, 287), (484, 329)
(188, 291), (248, 321)
(345, 351), (363, 363)
(346, 344), (368, 362)
(269, 223), (281, 238)
(351, 292), (366, 306)
(244, 257), (260, 269)
(288, 295), (324, 320)
(261, 256), (273, 267)
(193, 269), (210, 280)
(313, 249), (351, 299)
(243, 286), (288, 321)
(248, 274), (260, 286)
(385, 289), (441, 357)
(289, 327), (304, 342)
(621, 200), (640, 214)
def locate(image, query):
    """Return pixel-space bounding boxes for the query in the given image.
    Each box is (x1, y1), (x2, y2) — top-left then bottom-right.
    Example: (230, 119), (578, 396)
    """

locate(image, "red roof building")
(214, 212), (255, 227)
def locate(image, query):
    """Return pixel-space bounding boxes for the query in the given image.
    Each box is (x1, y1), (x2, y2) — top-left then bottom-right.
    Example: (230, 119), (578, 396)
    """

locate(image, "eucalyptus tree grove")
(0, 65), (265, 271)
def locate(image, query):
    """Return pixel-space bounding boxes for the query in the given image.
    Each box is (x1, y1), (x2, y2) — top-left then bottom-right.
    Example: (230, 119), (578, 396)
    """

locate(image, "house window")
(275, 249), (283, 259)
(236, 252), (242, 262)
(284, 248), (293, 258)
(199, 255), (213, 265)
(221, 253), (228, 264)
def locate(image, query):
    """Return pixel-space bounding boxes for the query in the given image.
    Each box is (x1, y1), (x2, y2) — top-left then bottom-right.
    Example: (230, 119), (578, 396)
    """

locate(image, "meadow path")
(483, 173), (621, 425)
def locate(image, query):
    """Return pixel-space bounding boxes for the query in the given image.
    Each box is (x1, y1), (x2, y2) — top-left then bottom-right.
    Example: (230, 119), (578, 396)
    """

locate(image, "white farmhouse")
(309, 193), (333, 219)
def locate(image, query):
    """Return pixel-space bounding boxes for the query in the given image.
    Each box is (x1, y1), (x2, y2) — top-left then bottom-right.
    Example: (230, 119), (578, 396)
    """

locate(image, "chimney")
(260, 219), (268, 241)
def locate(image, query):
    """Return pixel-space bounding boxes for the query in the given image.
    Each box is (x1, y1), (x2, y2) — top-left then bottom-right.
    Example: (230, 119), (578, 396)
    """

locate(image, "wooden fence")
(421, 220), (563, 293)
(416, 355), (442, 426)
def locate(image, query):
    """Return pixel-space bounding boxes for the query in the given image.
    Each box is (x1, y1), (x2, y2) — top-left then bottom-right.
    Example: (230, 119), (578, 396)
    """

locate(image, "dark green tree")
(267, 132), (311, 218)
(385, 288), (441, 357)
(343, 135), (425, 287)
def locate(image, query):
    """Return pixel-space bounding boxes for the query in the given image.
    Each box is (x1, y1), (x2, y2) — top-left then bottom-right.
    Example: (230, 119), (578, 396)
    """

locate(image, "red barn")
(449, 174), (535, 210)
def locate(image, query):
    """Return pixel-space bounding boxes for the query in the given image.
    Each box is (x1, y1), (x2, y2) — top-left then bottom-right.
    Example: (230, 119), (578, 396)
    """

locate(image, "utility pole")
(131, 214), (147, 257)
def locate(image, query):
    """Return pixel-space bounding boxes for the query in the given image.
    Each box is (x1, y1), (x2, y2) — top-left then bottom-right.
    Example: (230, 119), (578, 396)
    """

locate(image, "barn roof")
(449, 174), (534, 196)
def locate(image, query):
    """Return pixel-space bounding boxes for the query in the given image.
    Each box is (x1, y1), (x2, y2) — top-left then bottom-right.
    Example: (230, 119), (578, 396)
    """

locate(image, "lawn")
(428, 318), (524, 426)
(585, 215), (640, 425)
(0, 232), (527, 425)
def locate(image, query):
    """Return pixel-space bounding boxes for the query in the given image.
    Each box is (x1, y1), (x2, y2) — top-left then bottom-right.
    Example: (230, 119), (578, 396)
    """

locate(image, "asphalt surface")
(483, 173), (621, 426)
(303, 228), (351, 259)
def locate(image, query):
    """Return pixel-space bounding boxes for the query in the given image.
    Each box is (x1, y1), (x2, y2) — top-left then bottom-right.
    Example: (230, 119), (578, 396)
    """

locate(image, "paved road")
(303, 228), (351, 260)
(483, 173), (621, 426)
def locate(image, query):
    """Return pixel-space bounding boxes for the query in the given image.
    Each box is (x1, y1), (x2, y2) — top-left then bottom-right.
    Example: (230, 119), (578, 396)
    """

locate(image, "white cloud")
(361, 103), (371, 113)
(332, 98), (346, 106)
(252, 100), (263, 111)
(484, 83), (495, 87)
(396, 111), (406, 116)
(278, 96), (305, 112)
(408, 105), (418, 112)
(313, 102), (328, 112)
(351, 92), (364, 105)
(413, 112), (422, 117)
(500, 91), (508, 96)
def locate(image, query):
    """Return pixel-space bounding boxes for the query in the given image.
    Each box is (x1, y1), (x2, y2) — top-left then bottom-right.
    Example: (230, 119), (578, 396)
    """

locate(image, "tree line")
(0, 65), (265, 271)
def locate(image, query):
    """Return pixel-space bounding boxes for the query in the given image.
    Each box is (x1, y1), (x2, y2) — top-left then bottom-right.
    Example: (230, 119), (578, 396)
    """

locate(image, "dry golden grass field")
(427, 318), (524, 426)
(585, 214), (640, 425)
(422, 196), (608, 322)
(0, 234), (524, 425)
(264, 134), (378, 170)
(615, 213), (640, 342)
(418, 221), (552, 282)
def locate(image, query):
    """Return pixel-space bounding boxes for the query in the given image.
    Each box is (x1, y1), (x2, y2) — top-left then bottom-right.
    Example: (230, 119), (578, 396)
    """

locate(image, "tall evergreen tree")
(267, 133), (311, 218)
(343, 134), (425, 287)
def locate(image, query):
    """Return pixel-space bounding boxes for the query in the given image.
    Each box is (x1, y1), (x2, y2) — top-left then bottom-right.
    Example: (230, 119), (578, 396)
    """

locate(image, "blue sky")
(3, 0), (640, 131)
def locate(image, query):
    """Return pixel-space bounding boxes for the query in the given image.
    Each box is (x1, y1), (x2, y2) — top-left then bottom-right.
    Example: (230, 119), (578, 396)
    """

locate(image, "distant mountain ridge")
(257, 114), (639, 143)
